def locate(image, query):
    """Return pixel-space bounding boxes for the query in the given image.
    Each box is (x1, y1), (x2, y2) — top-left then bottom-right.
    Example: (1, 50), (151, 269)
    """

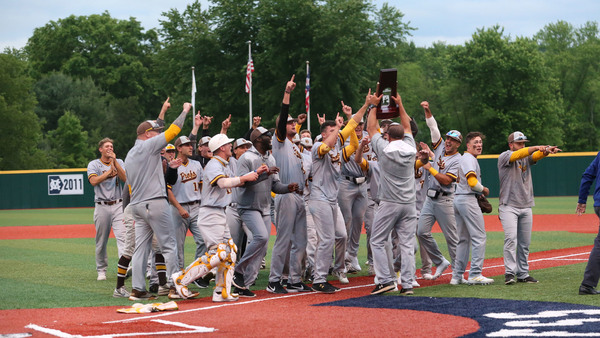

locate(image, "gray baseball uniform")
(309, 120), (359, 284)
(339, 135), (369, 269)
(235, 147), (290, 287)
(417, 139), (461, 268)
(87, 158), (127, 275)
(125, 111), (188, 292)
(369, 132), (417, 289)
(169, 159), (206, 269)
(498, 149), (536, 279)
(453, 152), (487, 279)
(198, 155), (234, 248)
(270, 108), (308, 285)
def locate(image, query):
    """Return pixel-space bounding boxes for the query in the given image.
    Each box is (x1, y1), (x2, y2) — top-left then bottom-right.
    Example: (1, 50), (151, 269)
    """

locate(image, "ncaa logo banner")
(319, 296), (600, 336)
(48, 174), (84, 195)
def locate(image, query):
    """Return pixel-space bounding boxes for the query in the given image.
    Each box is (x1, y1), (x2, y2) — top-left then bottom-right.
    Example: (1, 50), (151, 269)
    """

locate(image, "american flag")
(245, 58), (254, 94)
(305, 66), (310, 113)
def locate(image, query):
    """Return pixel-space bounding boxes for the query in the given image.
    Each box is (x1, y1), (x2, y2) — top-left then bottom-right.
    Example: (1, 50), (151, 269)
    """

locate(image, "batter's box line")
(25, 319), (215, 337)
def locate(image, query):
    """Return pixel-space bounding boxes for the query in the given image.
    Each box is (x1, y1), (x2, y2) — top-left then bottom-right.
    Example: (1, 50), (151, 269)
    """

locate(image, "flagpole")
(191, 66), (197, 130)
(247, 41), (252, 129)
(306, 61), (310, 132)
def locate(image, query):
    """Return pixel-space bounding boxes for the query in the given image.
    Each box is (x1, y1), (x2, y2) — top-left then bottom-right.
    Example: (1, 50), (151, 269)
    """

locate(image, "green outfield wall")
(0, 152), (597, 209)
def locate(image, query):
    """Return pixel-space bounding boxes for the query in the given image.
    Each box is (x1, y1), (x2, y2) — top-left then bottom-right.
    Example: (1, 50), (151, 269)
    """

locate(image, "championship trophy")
(375, 68), (399, 119)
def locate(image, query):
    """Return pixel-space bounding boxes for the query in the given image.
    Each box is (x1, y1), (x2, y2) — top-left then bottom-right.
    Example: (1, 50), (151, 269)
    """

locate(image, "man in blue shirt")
(577, 152), (600, 295)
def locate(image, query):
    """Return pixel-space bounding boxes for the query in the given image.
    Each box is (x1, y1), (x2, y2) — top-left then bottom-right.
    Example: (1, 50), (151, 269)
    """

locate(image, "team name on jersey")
(415, 167), (423, 179)
(437, 157), (446, 170)
(519, 163), (527, 172)
(180, 171), (198, 183)
(330, 152), (341, 165)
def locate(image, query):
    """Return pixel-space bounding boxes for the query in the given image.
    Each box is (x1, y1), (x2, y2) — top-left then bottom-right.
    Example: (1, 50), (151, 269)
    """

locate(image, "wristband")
(428, 167), (439, 176)
(368, 104), (377, 110)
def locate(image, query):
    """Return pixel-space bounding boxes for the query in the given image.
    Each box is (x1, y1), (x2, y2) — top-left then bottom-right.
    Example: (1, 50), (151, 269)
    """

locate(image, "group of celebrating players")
(87, 74), (561, 302)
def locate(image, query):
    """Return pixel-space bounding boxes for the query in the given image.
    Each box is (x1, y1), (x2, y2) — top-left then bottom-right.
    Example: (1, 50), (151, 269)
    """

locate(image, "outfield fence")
(0, 152), (597, 210)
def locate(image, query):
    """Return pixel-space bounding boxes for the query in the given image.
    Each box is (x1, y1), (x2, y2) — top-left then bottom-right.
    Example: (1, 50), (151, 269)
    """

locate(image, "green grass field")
(0, 196), (596, 310)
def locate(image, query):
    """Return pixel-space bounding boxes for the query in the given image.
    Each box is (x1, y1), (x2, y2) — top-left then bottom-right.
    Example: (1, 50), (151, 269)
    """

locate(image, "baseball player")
(233, 127), (298, 296)
(367, 93), (418, 296)
(452, 132), (493, 285)
(309, 93), (368, 294)
(172, 133), (259, 302)
(415, 102), (461, 281)
(269, 75), (311, 294)
(87, 138), (127, 282)
(338, 103), (369, 274)
(189, 115), (213, 168)
(227, 137), (253, 255)
(167, 135), (206, 270)
(499, 131), (560, 284)
(576, 151), (600, 294)
(124, 101), (191, 301)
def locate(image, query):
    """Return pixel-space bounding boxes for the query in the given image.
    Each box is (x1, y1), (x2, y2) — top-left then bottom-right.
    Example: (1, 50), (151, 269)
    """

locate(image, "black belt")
(180, 200), (200, 206)
(345, 176), (366, 184)
(96, 199), (122, 206)
(228, 202), (237, 207)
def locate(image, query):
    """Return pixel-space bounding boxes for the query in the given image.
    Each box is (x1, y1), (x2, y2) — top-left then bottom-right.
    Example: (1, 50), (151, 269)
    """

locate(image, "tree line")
(0, 0), (598, 170)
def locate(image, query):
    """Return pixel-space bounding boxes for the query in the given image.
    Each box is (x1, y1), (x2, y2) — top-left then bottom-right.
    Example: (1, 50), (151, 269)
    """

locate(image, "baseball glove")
(477, 194), (493, 213)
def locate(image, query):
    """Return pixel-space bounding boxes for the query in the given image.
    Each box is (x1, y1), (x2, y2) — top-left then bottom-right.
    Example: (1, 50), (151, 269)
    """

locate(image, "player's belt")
(96, 199), (123, 206)
(345, 176), (366, 184)
(180, 200), (200, 206)
(228, 202), (237, 208)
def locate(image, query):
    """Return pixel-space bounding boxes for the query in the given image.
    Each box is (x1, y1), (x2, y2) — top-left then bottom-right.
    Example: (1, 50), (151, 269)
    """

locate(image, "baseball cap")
(199, 136), (211, 146)
(287, 115), (295, 122)
(165, 144), (176, 151)
(233, 138), (252, 149)
(250, 126), (271, 142)
(136, 120), (163, 135)
(315, 134), (323, 142)
(208, 134), (234, 152)
(508, 131), (530, 143)
(174, 136), (192, 148)
(300, 137), (313, 148)
(446, 130), (463, 143)
(292, 134), (300, 144)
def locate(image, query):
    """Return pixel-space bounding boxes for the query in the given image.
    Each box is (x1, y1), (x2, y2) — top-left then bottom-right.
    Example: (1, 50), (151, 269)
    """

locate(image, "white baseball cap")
(199, 136), (211, 146)
(233, 138), (252, 149)
(209, 134), (235, 152)
(292, 134), (300, 144)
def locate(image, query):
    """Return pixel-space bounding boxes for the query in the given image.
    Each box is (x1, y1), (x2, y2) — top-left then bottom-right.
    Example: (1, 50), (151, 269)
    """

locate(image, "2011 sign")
(48, 174), (84, 195)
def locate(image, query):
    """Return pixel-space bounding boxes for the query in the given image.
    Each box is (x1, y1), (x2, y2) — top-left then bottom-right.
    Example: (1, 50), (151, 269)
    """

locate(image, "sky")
(1, 0), (599, 51)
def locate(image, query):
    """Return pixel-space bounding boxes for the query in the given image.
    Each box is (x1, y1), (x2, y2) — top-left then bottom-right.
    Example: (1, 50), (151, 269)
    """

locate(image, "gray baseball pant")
(130, 198), (178, 291)
(309, 199), (347, 283)
(453, 194), (487, 279)
(236, 208), (270, 287)
(94, 202), (126, 274)
(171, 203), (206, 269)
(338, 179), (368, 263)
(270, 193), (307, 284)
(371, 201), (417, 289)
(417, 196), (458, 267)
(499, 204), (533, 278)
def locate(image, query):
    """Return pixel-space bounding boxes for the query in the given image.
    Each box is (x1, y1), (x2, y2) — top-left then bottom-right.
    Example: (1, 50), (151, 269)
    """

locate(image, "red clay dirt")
(1, 214), (598, 240)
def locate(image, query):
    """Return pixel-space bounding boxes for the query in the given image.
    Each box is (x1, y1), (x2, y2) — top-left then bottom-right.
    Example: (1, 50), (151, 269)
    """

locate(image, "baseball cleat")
(97, 272), (106, 281)
(468, 275), (494, 285)
(232, 272), (245, 289)
(371, 282), (396, 295)
(450, 277), (468, 285)
(128, 289), (157, 301)
(579, 285), (600, 295)
(234, 287), (256, 298)
(422, 273), (434, 280)
(517, 276), (539, 283)
(113, 286), (130, 298)
(267, 281), (288, 294)
(286, 282), (312, 292)
(432, 260), (450, 279)
(505, 274), (516, 285)
(212, 291), (239, 302)
(412, 280), (421, 288)
(399, 288), (414, 295)
(157, 284), (170, 296)
(312, 282), (336, 294)
(332, 271), (349, 284)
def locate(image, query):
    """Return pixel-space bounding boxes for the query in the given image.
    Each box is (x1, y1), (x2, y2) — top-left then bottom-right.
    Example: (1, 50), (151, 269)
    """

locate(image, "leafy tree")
(445, 26), (563, 154)
(535, 21), (600, 150)
(47, 111), (95, 168)
(0, 53), (49, 170)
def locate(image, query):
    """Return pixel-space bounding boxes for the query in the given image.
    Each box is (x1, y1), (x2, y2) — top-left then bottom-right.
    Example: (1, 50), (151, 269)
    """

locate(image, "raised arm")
(157, 97), (171, 126)
(421, 101), (441, 145)
(392, 94), (411, 135)
(276, 75), (296, 141)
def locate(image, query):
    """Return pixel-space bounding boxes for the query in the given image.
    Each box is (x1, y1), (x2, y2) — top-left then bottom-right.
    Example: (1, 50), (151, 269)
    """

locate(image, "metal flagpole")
(247, 41), (252, 129)
(191, 66), (197, 130)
